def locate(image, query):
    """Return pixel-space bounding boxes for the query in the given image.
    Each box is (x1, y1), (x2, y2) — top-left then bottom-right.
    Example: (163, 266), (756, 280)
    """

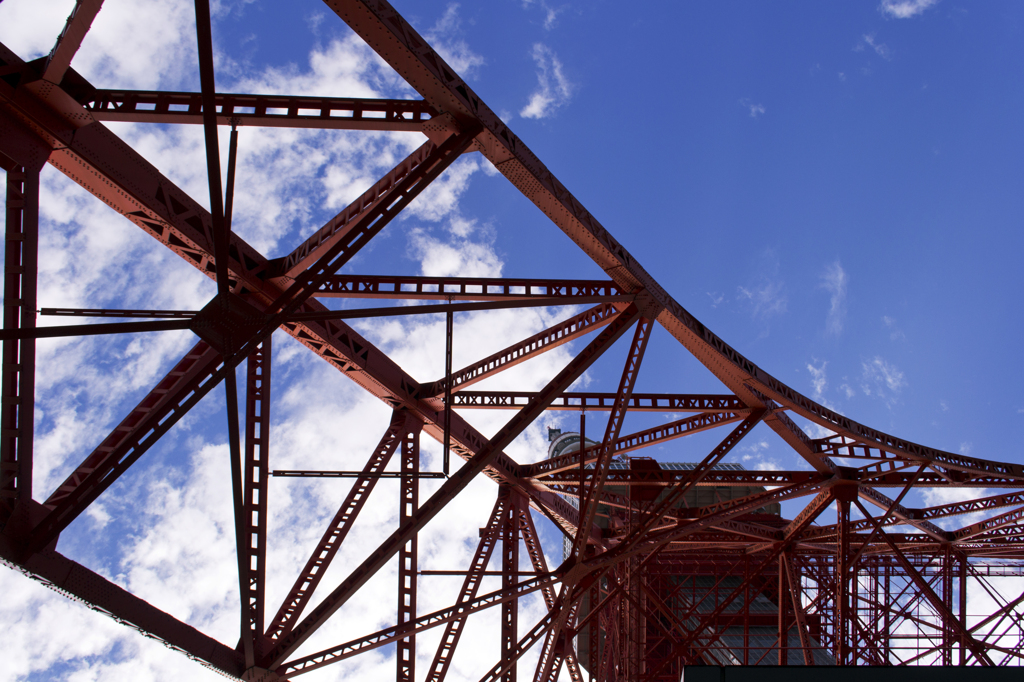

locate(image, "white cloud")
(737, 280), (786, 320)
(739, 98), (766, 118)
(737, 440), (782, 471)
(860, 356), (906, 406)
(405, 156), (481, 223)
(737, 249), (787, 325)
(424, 3), (485, 77)
(880, 0), (940, 19)
(861, 34), (893, 60)
(820, 260), (847, 337)
(807, 360), (828, 401)
(408, 224), (503, 278)
(0, 0), (198, 90)
(520, 43), (574, 119)
(882, 315), (906, 341)
(522, 0), (565, 31)
(706, 291), (724, 308)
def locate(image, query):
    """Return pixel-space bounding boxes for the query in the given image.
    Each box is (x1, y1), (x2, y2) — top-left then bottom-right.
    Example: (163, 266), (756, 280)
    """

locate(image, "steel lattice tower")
(1, 2), (1023, 680)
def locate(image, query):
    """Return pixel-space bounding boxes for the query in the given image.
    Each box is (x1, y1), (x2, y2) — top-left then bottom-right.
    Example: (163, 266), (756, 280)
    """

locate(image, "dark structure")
(1, 2), (1022, 681)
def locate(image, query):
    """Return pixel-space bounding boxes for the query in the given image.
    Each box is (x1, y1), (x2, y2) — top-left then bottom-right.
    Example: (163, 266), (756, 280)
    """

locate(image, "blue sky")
(1, 0), (1022, 679)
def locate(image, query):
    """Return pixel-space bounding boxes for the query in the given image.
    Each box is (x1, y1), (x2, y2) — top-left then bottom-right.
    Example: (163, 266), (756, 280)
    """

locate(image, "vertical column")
(397, 420), (421, 682)
(499, 485), (519, 682)
(883, 563), (891, 663)
(588, 580), (601, 679)
(941, 543), (953, 665)
(743, 555), (750, 664)
(1, 165), (38, 528)
(778, 554), (788, 665)
(958, 551), (967, 666)
(242, 336), (271, 663)
(836, 497), (851, 665)
(850, 545), (859, 663)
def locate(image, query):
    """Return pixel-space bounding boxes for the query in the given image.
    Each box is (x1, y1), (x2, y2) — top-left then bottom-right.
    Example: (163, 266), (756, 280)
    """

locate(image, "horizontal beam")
(315, 274), (628, 301)
(540, 469), (825, 487)
(453, 391), (745, 412)
(40, 307), (196, 319)
(287, 297), (616, 323)
(0, 319), (192, 340)
(83, 90), (435, 131)
(271, 469), (446, 479)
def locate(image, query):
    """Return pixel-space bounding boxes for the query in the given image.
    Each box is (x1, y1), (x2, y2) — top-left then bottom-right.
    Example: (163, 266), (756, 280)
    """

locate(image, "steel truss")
(1, 1), (1023, 680)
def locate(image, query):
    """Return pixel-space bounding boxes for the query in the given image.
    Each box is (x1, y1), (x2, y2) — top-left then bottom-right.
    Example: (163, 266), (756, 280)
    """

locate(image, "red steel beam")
(397, 419), (422, 682)
(242, 338), (271, 660)
(452, 390), (744, 412)
(540, 469), (824, 487)
(501, 487), (521, 682)
(316, 274), (627, 301)
(42, 0), (104, 84)
(83, 90), (435, 132)
(0, 165), (38, 527)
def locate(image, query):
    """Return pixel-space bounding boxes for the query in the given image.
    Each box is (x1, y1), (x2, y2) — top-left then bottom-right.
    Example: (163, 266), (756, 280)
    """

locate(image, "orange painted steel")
(1, 1), (1023, 680)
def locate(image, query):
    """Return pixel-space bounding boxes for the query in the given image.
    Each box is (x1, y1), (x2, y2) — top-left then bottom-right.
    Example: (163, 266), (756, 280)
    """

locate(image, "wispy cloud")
(807, 360), (828, 400)
(882, 315), (906, 341)
(425, 3), (485, 76)
(739, 98), (766, 118)
(706, 291), (724, 308)
(738, 279), (785, 319)
(520, 43), (574, 119)
(861, 356), (907, 406)
(880, 0), (940, 19)
(820, 260), (847, 337)
(522, 0), (565, 31)
(860, 33), (893, 60)
(737, 250), (787, 323)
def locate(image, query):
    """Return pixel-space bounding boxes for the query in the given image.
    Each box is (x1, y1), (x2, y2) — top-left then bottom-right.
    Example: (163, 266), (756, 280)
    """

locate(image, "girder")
(1, 1), (1022, 679)
(83, 89), (435, 132)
